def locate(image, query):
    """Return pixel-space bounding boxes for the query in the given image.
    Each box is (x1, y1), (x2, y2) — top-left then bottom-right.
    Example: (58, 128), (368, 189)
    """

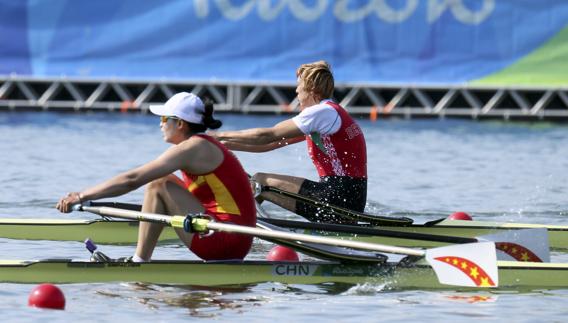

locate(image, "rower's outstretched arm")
(222, 137), (304, 152)
(211, 119), (305, 152)
(56, 140), (209, 213)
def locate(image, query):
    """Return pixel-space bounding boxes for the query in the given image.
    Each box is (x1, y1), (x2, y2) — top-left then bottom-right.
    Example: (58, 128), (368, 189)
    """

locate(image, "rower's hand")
(207, 130), (220, 140)
(208, 130), (230, 142)
(56, 192), (82, 213)
(207, 131), (230, 146)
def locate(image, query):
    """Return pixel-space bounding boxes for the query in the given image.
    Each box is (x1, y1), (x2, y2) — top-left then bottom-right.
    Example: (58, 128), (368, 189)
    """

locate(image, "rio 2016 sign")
(3, 0), (566, 85)
(192, 0), (495, 24)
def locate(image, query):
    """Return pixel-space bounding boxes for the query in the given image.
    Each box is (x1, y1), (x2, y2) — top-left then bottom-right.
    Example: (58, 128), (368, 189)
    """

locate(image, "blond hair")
(296, 60), (334, 100)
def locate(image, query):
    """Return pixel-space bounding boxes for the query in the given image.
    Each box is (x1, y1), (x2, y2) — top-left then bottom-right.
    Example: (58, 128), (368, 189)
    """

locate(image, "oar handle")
(80, 205), (189, 228)
(75, 201), (142, 211)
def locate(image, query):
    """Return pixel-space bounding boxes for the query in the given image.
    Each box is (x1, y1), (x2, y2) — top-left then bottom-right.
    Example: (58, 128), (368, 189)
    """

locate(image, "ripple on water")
(1, 114), (568, 321)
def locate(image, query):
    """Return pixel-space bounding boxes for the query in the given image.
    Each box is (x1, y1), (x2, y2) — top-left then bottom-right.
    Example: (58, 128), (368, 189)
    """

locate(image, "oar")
(90, 201), (142, 211)
(258, 219), (550, 262)
(88, 201), (549, 262)
(77, 204), (499, 288)
(257, 183), (413, 226)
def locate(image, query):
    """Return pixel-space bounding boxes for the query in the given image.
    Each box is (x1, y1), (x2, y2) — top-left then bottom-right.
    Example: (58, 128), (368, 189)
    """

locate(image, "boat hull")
(0, 219), (178, 244)
(0, 259), (566, 290)
(0, 218), (566, 250)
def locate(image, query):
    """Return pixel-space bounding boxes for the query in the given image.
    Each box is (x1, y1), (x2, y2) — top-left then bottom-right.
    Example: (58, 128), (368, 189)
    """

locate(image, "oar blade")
(477, 228), (550, 263)
(425, 242), (498, 288)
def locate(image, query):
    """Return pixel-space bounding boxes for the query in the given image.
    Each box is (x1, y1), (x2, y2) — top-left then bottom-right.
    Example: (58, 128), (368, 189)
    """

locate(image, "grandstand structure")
(1, 76), (567, 121)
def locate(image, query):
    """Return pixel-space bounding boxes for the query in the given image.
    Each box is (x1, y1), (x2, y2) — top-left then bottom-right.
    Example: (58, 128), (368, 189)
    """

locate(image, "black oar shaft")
(89, 201), (142, 211)
(82, 206), (172, 225)
(260, 218), (476, 244)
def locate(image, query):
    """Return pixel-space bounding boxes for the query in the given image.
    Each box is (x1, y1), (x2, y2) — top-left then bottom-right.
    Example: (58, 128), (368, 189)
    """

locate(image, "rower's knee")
(252, 172), (273, 186)
(251, 173), (267, 185)
(145, 177), (170, 194)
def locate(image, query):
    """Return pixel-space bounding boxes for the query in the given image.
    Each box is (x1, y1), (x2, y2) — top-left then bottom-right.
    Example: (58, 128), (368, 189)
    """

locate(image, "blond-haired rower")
(211, 61), (367, 224)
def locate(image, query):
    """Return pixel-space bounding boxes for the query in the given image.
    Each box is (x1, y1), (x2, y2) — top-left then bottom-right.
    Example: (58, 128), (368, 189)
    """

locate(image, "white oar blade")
(426, 242), (498, 288)
(477, 228), (550, 263)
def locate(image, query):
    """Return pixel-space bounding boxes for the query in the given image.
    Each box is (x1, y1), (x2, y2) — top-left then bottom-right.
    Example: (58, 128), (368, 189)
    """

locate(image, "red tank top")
(181, 134), (256, 226)
(306, 101), (367, 178)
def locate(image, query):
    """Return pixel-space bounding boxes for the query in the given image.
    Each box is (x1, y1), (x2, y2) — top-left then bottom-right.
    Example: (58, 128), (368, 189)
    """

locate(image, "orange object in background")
(120, 100), (135, 113)
(369, 106), (378, 121)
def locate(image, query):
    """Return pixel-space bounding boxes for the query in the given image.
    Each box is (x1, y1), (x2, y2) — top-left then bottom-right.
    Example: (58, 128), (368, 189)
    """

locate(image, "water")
(0, 112), (567, 321)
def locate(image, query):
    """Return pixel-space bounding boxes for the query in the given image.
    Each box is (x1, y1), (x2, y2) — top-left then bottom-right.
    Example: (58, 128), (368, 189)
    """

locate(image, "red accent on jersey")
(181, 135), (256, 227)
(305, 101), (367, 178)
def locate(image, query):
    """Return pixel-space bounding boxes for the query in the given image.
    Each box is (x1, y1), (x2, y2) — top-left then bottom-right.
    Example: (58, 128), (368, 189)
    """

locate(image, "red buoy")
(266, 245), (300, 262)
(28, 284), (66, 310)
(448, 212), (473, 221)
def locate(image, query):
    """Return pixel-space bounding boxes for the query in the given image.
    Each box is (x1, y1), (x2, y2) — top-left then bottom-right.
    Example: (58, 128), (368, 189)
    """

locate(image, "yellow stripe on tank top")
(187, 174), (241, 215)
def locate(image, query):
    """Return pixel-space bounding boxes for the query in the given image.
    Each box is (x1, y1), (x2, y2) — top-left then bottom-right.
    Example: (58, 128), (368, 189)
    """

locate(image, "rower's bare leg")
(137, 174), (204, 261)
(252, 172), (304, 213)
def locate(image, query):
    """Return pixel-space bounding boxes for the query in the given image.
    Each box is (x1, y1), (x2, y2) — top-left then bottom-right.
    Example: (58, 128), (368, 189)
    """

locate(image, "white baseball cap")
(149, 92), (205, 124)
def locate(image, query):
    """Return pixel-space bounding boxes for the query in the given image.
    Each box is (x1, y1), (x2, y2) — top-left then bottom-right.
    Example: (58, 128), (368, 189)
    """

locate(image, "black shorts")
(296, 176), (367, 224)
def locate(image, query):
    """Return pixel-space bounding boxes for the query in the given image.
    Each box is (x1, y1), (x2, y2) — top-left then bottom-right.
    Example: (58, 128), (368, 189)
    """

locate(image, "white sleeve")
(292, 104), (341, 135)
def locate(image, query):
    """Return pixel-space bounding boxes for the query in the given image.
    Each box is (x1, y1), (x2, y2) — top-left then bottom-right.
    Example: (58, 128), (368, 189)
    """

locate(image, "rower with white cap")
(56, 92), (256, 262)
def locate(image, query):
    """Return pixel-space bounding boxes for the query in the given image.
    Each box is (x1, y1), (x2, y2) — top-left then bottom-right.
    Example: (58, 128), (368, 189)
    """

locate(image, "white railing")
(1, 76), (567, 121)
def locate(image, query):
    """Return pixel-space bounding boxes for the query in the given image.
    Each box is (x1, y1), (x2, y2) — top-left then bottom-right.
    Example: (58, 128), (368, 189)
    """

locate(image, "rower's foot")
(85, 238), (134, 263)
(90, 251), (133, 263)
(90, 250), (111, 262)
(115, 256), (134, 263)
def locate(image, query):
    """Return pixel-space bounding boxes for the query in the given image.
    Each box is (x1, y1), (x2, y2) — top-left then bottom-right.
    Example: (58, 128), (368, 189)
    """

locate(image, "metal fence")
(1, 76), (567, 121)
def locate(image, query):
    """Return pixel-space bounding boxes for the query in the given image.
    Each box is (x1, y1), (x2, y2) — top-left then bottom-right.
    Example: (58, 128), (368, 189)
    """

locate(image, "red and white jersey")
(292, 100), (367, 178)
